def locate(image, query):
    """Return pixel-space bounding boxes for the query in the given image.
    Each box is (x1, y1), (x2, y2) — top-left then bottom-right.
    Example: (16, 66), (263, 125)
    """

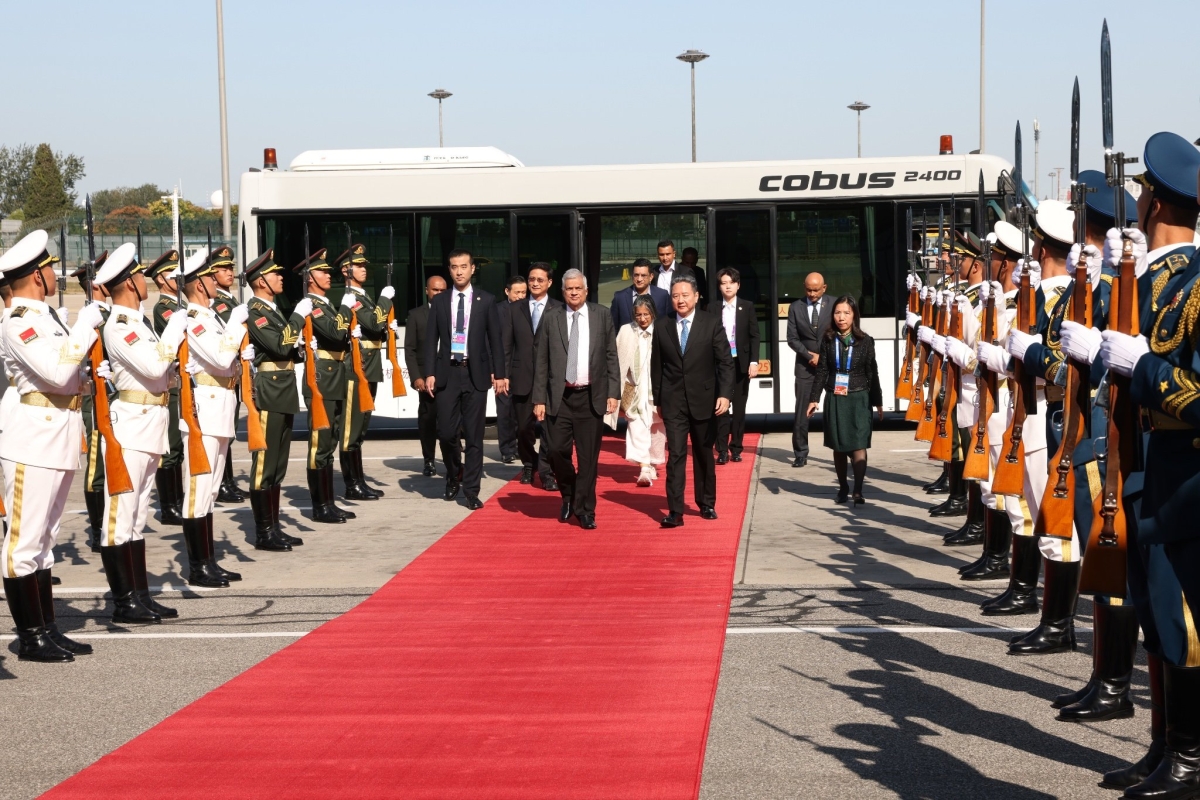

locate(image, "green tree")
(0, 143), (85, 214)
(92, 184), (164, 217)
(23, 143), (71, 222)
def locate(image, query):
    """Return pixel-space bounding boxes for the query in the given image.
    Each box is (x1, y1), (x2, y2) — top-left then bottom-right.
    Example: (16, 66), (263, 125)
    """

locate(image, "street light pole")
(214, 0), (231, 242)
(428, 88), (452, 147)
(676, 50), (709, 162)
(979, 0), (986, 153)
(1033, 118), (1040, 198)
(847, 101), (870, 158)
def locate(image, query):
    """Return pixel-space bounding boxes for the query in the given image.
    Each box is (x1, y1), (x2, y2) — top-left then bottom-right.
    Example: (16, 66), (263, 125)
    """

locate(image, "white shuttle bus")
(236, 144), (1014, 426)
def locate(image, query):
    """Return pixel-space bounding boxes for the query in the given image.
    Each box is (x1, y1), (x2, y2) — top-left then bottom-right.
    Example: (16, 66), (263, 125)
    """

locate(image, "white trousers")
(182, 434), (230, 519)
(624, 414), (665, 466)
(2, 460), (73, 578)
(100, 448), (159, 547)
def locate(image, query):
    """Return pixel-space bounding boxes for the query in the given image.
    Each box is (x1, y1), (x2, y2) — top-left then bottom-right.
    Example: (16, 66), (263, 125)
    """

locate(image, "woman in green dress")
(806, 295), (884, 505)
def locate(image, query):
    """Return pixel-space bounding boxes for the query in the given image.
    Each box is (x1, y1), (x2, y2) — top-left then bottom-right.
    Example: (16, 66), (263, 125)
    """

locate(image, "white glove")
(1104, 227), (1149, 278)
(292, 298), (314, 318)
(227, 304), (249, 327)
(309, 337), (319, 353)
(73, 303), (105, 332)
(1068, 243), (1104, 288)
(388, 320), (402, 334)
(295, 335), (305, 351)
(932, 334), (948, 356)
(185, 359), (203, 376)
(940, 289), (955, 307)
(906, 274), (923, 291)
(978, 282), (991, 301)
(57, 307), (70, 325)
(1099, 330), (1149, 377)
(989, 281), (1004, 300)
(241, 343), (255, 361)
(918, 326), (935, 346)
(1014, 258), (1042, 290)
(920, 287), (933, 302)
(379, 286), (396, 300)
(351, 324), (362, 339)
(340, 292), (357, 309)
(946, 337), (974, 369)
(977, 341), (1012, 374)
(160, 308), (189, 348)
(1008, 329), (1042, 362)
(905, 311), (921, 330)
(95, 359), (112, 380)
(1059, 321), (1102, 365)
(955, 293), (972, 317)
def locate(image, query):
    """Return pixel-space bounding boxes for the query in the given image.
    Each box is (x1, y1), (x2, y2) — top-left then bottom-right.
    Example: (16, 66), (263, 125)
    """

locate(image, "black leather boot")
(944, 481), (985, 545)
(129, 539), (178, 618)
(35, 569), (91, 655)
(981, 534), (1041, 616)
(325, 464), (356, 521)
(354, 450), (383, 498)
(308, 468), (345, 524)
(217, 456), (245, 503)
(155, 468), (184, 525)
(3, 574), (72, 662)
(1123, 662), (1200, 799)
(270, 484), (303, 546)
(929, 461), (967, 517)
(961, 509), (1012, 580)
(341, 451), (376, 501)
(1009, 558), (1079, 655)
(83, 490), (105, 552)
(100, 544), (161, 624)
(250, 489), (292, 550)
(182, 518), (229, 586)
(923, 463), (950, 494)
(1103, 654), (1165, 789)
(1057, 601), (1137, 721)
(206, 514), (241, 582)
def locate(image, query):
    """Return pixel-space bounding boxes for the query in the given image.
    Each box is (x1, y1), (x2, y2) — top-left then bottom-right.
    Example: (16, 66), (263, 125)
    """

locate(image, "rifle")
(237, 221), (266, 453)
(896, 208), (918, 401)
(385, 223), (407, 398)
(906, 212), (931, 422)
(177, 215), (211, 475)
(84, 196), (134, 495)
(1081, 23), (1138, 594)
(344, 223), (375, 414)
(302, 224), (331, 430)
(964, 172), (997, 480)
(915, 207), (946, 441)
(928, 198), (959, 456)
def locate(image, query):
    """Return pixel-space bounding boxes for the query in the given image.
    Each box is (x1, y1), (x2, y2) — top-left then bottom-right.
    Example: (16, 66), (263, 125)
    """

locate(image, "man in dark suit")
(654, 240), (707, 305)
(508, 263), (561, 491)
(533, 270), (620, 530)
(495, 275), (527, 464)
(786, 272), (832, 467)
(423, 249), (507, 509)
(651, 273), (735, 527)
(714, 268), (761, 464)
(610, 258), (671, 330)
(679, 247), (708, 307)
(404, 275), (446, 476)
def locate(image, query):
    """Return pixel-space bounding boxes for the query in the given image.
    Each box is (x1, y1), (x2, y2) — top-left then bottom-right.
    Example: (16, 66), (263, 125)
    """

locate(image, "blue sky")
(3, 0), (1196, 206)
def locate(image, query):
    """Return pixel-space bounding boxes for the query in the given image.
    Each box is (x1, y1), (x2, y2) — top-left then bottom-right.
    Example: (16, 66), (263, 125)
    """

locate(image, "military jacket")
(104, 304), (176, 456)
(344, 286), (391, 382)
(186, 302), (246, 438)
(213, 289), (236, 324)
(152, 294), (181, 337)
(305, 293), (350, 398)
(246, 296), (304, 414)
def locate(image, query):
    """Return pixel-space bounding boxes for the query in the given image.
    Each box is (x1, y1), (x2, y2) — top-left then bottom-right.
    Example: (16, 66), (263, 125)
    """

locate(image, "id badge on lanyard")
(728, 330), (737, 358)
(452, 331), (467, 356)
(834, 341), (852, 396)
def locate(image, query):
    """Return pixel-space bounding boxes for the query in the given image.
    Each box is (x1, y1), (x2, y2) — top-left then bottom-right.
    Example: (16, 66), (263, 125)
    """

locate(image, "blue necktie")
(680, 318), (690, 353)
(532, 301), (542, 333)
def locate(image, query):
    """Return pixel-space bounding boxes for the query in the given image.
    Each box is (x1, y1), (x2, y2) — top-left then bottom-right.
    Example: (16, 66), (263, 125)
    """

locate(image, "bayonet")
(1101, 19), (1138, 230)
(176, 215), (185, 308)
(238, 221), (246, 303)
(84, 195), (96, 304)
(1070, 78), (1090, 245)
(136, 224), (143, 269)
(57, 225), (67, 311)
(387, 224), (395, 287)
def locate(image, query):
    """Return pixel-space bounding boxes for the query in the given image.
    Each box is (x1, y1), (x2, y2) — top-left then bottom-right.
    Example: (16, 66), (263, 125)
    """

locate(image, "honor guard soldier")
(294, 248), (357, 523)
(71, 256), (112, 552)
(207, 244), (246, 504)
(335, 243), (392, 500)
(95, 243), (189, 623)
(178, 248), (253, 585)
(147, 251), (185, 525)
(243, 250), (305, 551)
(0, 230), (105, 661)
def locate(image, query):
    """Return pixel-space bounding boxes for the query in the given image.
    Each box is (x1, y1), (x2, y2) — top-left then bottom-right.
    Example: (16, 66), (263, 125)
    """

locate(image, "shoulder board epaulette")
(1166, 253), (1190, 274)
(965, 286), (981, 304)
(250, 300), (268, 311)
(1006, 296), (1018, 310)
(10, 306), (28, 318)
(187, 309), (198, 318)
(117, 314), (128, 324)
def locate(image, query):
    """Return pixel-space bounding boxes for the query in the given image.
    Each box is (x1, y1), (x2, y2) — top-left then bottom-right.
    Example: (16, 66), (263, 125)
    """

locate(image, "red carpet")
(44, 435), (758, 800)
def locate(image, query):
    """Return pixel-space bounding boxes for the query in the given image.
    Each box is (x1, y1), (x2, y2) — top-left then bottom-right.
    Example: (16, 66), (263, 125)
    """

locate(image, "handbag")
(621, 380), (638, 413)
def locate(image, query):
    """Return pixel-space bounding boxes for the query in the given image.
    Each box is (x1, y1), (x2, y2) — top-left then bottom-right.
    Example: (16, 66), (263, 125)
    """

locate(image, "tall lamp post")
(676, 49), (709, 162)
(214, 0), (231, 243)
(847, 101), (870, 158)
(428, 88), (452, 148)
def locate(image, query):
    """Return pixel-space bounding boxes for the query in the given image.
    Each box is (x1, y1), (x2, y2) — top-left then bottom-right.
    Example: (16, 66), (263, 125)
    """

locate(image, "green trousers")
(250, 410), (295, 490)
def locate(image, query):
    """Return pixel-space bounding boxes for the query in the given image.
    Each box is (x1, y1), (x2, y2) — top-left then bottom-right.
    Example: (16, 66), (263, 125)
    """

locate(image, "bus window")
(590, 212), (707, 308)
(517, 215), (572, 302)
(776, 205), (891, 317)
(418, 215), (511, 301)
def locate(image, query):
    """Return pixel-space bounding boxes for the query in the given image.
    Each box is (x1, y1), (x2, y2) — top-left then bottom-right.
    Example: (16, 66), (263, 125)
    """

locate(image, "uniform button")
(45, 415), (51, 421)
(142, 409), (148, 415)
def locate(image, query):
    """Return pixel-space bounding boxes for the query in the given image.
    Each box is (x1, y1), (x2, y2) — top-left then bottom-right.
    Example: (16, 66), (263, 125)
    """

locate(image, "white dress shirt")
(656, 262), (676, 293)
(565, 302), (590, 386)
(722, 298), (758, 368)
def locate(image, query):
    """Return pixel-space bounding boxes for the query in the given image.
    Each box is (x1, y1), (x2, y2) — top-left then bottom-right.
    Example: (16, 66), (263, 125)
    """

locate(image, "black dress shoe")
(716, 453), (729, 465)
(520, 467), (533, 484)
(444, 479), (462, 501)
(836, 487), (849, 503)
(558, 500), (573, 523)
(700, 507), (718, 520)
(465, 496), (484, 510)
(422, 460), (437, 477)
(217, 482), (244, 504)
(661, 513), (685, 528)
(792, 458), (807, 468)
(730, 454), (743, 462)
(577, 514), (597, 530)
(501, 453), (516, 464)
(542, 476), (559, 493)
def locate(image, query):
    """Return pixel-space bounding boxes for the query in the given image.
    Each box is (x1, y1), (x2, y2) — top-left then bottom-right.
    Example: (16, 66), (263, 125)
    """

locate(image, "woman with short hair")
(616, 294), (666, 486)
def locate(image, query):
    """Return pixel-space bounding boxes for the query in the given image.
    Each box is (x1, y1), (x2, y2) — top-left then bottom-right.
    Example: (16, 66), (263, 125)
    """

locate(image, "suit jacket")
(651, 310), (735, 421)
(786, 297), (834, 374)
(657, 264), (707, 300)
(531, 302), (620, 418)
(716, 296), (761, 376)
(609, 284), (672, 330)
(403, 303), (430, 387)
(507, 295), (563, 397)
(424, 286), (505, 392)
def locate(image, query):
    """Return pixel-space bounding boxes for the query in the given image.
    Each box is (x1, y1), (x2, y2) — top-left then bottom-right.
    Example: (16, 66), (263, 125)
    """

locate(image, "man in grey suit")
(533, 269), (620, 530)
(403, 275), (446, 476)
(786, 272), (832, 467)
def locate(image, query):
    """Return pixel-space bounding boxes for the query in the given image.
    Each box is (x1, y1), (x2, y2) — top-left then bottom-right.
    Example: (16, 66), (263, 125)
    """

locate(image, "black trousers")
(417, 390), (438, 462)
(436, 366), (488, 497)
(495, 390), (518, 458)
(546, 387), (604, 515)
(792, 367), (817, 459)
(664, 406), (717, 515)
(513, 392), (554, 481)
(716, 375), (750, 456)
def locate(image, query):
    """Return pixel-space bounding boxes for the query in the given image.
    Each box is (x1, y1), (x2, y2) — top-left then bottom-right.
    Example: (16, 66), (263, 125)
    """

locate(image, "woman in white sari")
(616, 295), (666, 486)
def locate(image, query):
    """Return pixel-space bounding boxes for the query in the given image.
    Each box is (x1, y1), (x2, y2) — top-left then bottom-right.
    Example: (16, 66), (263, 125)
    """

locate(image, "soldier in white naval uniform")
(0, 230), (105, 662)
(96, 242), (188, 624)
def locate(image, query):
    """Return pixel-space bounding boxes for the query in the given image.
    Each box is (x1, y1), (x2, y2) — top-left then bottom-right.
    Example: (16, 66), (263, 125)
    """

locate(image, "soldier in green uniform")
(70, 255), (112, 551)
(335, 243), (393, 500)
(293, 248), (357, 524)
(208, 244), (246, 504)
(147, 250), (184, 525)
(242, 250), (304, 551)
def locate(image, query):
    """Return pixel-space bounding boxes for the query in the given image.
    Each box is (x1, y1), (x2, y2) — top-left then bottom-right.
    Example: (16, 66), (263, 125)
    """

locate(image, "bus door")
(510, 210), (579, 303)
(707, 206), (778, 415)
